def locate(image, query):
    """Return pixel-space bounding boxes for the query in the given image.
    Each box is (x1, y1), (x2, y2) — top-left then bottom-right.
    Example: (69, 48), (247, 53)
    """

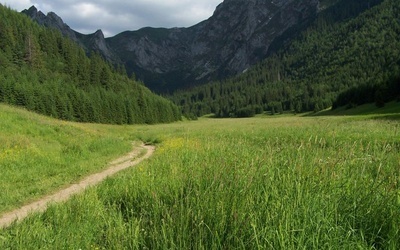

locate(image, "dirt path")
(0, 143), (155, 229)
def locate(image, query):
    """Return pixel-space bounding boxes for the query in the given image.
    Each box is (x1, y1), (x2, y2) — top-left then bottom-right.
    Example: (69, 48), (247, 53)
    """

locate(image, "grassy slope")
(0, 104), (137, 213)
(314, 101), (400, 118)
(0, 104), (399, 248)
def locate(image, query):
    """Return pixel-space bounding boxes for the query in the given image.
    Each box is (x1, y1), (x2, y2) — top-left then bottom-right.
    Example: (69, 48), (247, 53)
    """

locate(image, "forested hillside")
(0, 5), (180, 124)
(170, 0), (400, 118)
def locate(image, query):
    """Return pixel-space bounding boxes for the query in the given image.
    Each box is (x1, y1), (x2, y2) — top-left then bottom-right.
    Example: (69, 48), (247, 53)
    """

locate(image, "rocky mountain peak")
(47, 12), (66, 28)
(105, 0), (320, 92)
(23, 1), (320, 93)
(87, 29), (117, 61)
(22, 6), (78, 42)
(22, 6), (117, 62)
(22, 6), (46, 24)
(94, 29), (105, 38)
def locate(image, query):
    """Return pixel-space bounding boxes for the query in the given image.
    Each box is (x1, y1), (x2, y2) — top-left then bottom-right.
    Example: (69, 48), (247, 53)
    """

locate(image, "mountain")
(107, 0), (320, 92)
(22, 6), (118, 63)
(23, 0), (320, 92)
(1, 5), (181, 124)
(169, 0), (400, 118)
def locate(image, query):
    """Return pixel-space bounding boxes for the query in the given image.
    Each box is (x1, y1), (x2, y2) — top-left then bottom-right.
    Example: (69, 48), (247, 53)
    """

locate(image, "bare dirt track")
(0, 143), (155, 229)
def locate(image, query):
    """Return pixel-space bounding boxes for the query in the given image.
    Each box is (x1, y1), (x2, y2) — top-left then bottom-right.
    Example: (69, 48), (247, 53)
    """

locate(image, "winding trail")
(0, 143), (155, 229)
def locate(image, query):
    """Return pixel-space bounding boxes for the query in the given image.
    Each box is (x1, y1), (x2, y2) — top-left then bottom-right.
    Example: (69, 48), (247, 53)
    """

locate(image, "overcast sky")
(1, 0), (223, 37)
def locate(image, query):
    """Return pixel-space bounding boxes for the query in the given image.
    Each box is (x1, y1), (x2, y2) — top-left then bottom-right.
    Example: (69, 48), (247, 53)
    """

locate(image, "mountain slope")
(22, 6), (118, 63)
(108, 0), (320, 92)
(0, 5), (180, 124)
(169, 0), (399, 118)
(23, 0), (320, 93)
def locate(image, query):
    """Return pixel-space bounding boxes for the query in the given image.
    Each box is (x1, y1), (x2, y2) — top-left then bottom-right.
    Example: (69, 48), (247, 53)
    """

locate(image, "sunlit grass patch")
(0, 104), (132, 213)
(0, 105), (399, 249)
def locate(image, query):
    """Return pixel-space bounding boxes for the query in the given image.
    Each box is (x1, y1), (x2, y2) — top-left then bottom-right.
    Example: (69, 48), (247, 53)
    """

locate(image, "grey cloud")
(2, 0), (222, 37)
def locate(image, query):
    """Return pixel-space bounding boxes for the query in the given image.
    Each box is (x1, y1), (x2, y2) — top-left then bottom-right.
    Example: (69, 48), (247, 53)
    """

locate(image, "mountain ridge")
(1, 5), (181, 124)
(23, 0), (320, 92)
(22, 6), (118, 63)
(169, 0), (399, 118)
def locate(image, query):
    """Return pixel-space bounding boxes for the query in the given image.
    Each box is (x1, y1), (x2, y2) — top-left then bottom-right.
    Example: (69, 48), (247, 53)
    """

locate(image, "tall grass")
(1, 109), (399, 249)
(0, 104), (133, 213)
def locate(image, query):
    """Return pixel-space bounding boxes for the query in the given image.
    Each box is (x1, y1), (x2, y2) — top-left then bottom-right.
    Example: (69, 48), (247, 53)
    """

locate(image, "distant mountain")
(107, 0), (320, 92)
(23, 0), (320, 92)
(22, 6), (118, 63)
(169, 0), (399, 118)
(1, 5), (181, 124)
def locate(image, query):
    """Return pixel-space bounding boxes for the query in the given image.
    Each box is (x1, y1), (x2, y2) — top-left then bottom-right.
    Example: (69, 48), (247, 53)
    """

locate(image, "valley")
(0, 104), (399, 248)
(0, 0), (399, 248)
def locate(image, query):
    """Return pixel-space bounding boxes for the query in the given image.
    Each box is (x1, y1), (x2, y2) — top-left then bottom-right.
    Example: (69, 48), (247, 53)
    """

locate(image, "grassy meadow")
(0, 104), (135, 214)
(0, 103), (399, 249)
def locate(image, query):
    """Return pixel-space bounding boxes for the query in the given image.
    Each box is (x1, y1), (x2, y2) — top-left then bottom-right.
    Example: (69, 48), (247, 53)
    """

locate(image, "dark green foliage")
(333, 73), (400, 109)
(0, 5), (180, 124)
(170, 0), (400, 118)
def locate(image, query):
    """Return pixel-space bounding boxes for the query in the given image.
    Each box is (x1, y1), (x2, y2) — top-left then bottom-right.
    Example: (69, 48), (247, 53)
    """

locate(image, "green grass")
(314, 101), (400, 117)
(0, 104), (135, 213)
(1, 104), (399, 249)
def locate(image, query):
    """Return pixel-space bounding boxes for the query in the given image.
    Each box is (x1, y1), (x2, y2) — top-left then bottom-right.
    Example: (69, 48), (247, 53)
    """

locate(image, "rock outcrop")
(22, 6), (118, 62)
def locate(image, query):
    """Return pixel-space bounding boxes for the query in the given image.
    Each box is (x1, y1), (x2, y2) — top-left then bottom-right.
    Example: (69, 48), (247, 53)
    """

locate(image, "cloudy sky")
(1, 0), (223, 37)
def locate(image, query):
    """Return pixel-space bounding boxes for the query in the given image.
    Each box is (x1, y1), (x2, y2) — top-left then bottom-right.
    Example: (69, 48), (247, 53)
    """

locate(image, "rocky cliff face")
(22, 6), (118, 62)
(22, 6), (78, 42)
(23, 0), (320, 92)
(107, 0), (319, 91)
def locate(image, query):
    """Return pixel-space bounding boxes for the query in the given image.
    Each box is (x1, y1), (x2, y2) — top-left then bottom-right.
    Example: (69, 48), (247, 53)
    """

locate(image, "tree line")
(169, 0), (400, 118)
(0, 5), (180, 124)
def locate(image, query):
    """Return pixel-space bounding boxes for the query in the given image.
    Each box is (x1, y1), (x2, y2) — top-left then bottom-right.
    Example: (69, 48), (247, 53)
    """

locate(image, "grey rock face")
(23, 6), (79, 43)
(23, 0), (320, 92)
(107, 0), (319, 91)
(22, 6), (118, 63)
